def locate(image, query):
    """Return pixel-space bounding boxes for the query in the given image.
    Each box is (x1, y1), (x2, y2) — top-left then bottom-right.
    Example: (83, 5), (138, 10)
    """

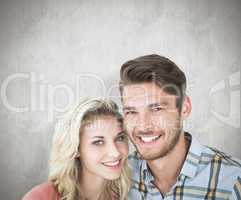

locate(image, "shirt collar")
(142, 159), (154, 183)
(180, 132), (203, 179)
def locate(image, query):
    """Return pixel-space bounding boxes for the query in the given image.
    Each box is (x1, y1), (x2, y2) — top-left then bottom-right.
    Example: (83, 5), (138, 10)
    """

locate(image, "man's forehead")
(122, 92), (176, 108)
(122, 83), (160, 94)
(122, 82), (175, 95)
(123, 83), (174, 97)
(122, 83), (177, 107)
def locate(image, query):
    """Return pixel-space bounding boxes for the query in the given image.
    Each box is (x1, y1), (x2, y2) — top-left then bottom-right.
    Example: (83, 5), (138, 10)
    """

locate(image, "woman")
(23, 98), (131, 200)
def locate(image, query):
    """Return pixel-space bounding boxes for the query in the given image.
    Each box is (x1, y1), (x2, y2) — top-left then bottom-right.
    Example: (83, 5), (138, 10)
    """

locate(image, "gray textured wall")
(0, 0), (240, 199)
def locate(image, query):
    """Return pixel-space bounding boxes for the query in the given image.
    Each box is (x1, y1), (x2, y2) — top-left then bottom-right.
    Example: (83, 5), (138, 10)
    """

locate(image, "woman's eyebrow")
(91, 136), (104, 139)
(117, 131), (125, 135)
(123, 106), (136, 111)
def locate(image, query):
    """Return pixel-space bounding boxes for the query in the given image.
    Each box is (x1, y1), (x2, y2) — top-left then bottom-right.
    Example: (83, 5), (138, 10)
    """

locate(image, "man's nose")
(136, 112), (152, 132)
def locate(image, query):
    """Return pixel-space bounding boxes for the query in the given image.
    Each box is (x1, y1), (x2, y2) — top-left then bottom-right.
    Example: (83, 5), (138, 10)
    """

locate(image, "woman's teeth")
(103, 160), (120, 167)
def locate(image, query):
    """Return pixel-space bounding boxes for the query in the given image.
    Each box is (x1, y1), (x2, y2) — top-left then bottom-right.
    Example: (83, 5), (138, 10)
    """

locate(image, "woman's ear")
(75, 152), (80, 158)
(181, 95), (192, 119)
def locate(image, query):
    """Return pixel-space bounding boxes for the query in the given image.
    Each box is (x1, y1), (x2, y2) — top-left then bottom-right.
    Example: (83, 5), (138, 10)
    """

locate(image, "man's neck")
(147, 131), (190, 196)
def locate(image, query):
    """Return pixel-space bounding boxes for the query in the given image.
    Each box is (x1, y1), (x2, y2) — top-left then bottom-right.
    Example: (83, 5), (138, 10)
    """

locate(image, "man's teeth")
(140, 135), (160, 143)
(103, 160), (120, 166)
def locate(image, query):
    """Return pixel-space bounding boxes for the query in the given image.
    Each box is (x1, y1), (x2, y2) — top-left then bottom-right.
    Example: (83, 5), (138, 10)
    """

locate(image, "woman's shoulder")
(22, 182), (60, 200)
(111, 195), (119, 200)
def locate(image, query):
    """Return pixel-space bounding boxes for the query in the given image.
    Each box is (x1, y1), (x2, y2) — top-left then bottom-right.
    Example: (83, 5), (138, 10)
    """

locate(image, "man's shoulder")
(189, 135), (241, 170)
(22, 182), (59, 200)
(199, 145), (241, 182)
(128, 151), (142, 164)
(203, 146), (241, 168)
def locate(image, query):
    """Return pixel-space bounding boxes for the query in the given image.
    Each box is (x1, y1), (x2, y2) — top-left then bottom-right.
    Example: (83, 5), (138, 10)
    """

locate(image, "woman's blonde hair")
(48, 98), (131, 200)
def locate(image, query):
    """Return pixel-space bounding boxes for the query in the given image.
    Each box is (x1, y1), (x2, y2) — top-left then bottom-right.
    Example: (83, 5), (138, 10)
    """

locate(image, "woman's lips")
(102, 159), (122, 169)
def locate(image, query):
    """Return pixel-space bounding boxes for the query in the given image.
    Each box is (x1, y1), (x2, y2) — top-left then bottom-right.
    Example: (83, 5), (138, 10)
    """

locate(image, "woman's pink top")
(22, 182), (60, 200)
(22, 182), (118, 200)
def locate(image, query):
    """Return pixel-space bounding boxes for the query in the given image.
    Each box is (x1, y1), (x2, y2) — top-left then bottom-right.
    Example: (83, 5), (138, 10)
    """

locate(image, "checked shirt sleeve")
(230, 176), (241, 200)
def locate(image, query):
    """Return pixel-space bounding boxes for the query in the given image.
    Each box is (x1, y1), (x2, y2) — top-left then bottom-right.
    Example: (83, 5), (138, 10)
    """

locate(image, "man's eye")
(92, 140), (104, 146)
(152, 107), (164, 112)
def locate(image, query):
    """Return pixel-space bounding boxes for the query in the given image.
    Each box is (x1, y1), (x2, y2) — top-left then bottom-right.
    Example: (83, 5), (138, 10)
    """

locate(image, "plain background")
(0, 0), (240, 199)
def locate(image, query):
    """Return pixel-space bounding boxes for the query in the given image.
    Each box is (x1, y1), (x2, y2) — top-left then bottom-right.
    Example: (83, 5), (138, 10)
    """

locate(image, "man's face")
(122, 82), (186, 160)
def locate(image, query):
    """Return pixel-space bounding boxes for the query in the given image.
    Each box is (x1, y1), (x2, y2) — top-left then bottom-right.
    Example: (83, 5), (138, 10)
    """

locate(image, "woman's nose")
(107, 142), (121, 158)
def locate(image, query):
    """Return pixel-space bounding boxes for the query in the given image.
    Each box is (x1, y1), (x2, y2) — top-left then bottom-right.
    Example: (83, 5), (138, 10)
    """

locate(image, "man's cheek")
(164, 117), (181, 130)
(124, 118), (135, 131)
(124, 123), (134, 139)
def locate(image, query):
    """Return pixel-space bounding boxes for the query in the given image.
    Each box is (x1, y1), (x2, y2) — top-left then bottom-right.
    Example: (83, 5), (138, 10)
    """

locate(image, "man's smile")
(138, 135), (162, 143)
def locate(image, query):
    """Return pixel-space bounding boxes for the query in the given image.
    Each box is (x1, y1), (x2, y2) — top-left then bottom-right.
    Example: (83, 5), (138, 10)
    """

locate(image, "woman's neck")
(79, 169), (106, 200)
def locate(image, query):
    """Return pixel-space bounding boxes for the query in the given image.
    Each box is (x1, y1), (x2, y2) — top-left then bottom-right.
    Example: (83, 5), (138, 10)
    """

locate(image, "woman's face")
(79, 115), (129, 180)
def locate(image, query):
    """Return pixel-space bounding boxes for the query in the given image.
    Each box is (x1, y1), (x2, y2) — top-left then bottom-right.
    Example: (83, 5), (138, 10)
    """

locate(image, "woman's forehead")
(82, 116), (122, 137)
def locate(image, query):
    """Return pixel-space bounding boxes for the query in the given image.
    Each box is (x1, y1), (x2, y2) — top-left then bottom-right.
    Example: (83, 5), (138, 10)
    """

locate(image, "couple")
(23, 54), (241, 200)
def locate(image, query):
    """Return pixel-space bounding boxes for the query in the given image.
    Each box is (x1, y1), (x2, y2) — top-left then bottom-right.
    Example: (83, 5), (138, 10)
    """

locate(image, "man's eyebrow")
(123, 106), (137, 111)
(148, 102), (169, 108)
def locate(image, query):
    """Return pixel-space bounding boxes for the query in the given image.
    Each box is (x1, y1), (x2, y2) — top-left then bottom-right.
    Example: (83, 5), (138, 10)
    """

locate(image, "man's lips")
(136, 134), (163, 144)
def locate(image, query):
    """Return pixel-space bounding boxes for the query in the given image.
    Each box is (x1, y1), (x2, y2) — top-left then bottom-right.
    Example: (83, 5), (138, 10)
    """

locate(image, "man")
(119, 54), (241, 199)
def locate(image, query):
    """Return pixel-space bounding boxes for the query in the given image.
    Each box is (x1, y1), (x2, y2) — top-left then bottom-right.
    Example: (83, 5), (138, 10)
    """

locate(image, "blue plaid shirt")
(128, 133), (241, 200)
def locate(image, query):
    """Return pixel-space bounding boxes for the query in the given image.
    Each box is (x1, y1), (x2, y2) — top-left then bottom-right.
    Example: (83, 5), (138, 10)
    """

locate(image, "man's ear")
(181, 95), (192, 119)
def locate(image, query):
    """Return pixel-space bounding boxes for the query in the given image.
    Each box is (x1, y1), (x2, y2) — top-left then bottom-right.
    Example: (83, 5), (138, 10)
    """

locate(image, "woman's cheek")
(119, 143), (129, 157)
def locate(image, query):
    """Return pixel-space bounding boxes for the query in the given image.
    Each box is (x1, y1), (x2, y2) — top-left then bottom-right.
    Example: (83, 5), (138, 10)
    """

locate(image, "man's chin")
(137, 150), (168, 161)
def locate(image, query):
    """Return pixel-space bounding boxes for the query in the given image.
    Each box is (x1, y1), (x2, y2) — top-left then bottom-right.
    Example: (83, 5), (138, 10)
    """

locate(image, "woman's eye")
(124, 111), (137, 116)
(92, 140), (104, 146)
(116, 134), (126, 142)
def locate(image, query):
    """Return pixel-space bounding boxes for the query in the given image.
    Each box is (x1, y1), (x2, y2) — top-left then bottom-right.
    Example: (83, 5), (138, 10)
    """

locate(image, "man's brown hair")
(119, 54), (187, 111)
